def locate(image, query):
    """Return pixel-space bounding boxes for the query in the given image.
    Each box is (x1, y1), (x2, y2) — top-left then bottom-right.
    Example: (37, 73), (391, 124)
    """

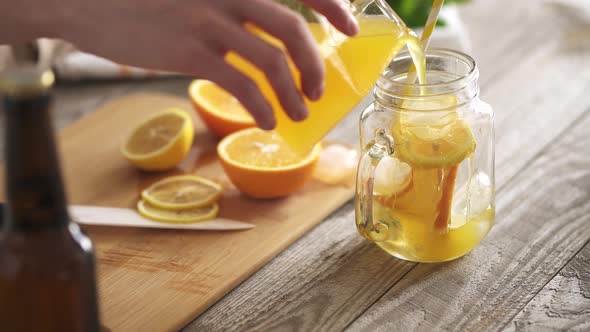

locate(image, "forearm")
(0, 0), (64, 44)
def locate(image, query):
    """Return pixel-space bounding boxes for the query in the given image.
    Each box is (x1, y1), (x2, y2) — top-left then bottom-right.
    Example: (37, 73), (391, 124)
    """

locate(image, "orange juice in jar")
(356, 49), (495, 263)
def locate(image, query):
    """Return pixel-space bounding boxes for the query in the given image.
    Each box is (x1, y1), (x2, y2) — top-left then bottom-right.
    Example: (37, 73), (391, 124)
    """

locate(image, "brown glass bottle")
(0, 67), (100, 331)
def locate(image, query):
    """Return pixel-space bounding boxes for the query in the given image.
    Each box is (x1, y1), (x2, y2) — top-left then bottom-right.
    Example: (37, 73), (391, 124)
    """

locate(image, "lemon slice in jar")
(392, 95), (476, 168)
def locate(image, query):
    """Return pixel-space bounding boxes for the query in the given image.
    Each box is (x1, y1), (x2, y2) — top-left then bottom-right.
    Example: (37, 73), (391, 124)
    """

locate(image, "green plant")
(386, 0), (469, 28)
(278, 0), (469, 29)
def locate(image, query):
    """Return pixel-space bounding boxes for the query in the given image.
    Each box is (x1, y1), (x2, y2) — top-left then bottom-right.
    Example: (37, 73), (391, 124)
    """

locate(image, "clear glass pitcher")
(228, 0), (419, 154)
(355, 49), (495, 263)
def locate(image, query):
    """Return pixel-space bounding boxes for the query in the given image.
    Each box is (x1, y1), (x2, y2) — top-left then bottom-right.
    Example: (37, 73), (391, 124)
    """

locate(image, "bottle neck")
(3, 93), (70, 230)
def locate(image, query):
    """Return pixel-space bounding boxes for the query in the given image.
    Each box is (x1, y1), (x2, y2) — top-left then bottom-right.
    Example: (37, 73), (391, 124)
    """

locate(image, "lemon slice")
(373, 155), (412, 196)
(393, 119), (475, 168)
(137, 200), (219, 223)
(393, 95), (476, 168)
(122, 108), (194, 171)
(141, 175), (223, 210)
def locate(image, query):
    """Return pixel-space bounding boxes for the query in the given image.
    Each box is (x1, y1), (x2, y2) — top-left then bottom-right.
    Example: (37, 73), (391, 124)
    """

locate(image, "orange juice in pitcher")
(225, 0), (426, 154)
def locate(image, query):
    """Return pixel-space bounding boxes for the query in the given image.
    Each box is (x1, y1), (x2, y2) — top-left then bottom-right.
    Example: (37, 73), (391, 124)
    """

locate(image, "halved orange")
(217, 128), (321, 198)
(189, 80), (255, 138)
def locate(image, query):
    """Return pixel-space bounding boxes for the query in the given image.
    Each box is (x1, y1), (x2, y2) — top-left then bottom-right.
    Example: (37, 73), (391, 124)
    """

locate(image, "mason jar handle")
(355, 128), (395, 242)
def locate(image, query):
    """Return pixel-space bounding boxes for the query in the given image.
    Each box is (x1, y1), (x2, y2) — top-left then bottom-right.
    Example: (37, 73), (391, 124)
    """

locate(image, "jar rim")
(376, 48), (478, 91)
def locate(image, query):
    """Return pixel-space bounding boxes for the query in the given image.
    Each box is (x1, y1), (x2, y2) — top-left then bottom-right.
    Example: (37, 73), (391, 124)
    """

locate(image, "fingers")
(206, 17), (308, 122)
(211, 66), (276, 130)
(180, 0), (360, 130)
(213, 68), (277, 130)
(301, 0), (359, 36)
(232, 0), (325, 102)
(183, 47), (276, 130)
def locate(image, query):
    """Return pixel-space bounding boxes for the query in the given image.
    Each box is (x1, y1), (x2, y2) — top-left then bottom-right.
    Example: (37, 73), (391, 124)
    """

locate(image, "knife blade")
(69, 205), (255, 231)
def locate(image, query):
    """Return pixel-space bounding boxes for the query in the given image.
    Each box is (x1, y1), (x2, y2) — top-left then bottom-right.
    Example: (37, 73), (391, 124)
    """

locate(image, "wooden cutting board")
(33, 93), (354, 331)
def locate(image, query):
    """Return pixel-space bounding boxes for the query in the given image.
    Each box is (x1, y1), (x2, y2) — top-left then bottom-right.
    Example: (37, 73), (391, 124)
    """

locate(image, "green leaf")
(386, 0), (469, 28)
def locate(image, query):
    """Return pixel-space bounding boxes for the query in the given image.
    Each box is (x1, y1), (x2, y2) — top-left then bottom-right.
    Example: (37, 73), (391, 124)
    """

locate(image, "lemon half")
(122, 108), (194, 171)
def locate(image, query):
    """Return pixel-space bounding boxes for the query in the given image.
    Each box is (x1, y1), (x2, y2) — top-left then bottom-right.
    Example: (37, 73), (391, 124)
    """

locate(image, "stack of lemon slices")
(138, 175), (223, 223)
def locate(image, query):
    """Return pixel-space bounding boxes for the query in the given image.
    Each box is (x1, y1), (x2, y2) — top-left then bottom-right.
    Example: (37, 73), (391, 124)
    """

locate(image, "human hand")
(53, 0), (359, 129)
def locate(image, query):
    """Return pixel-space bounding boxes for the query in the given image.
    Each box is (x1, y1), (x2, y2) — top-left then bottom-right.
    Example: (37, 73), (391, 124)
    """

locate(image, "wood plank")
(505, 243), (590, 332)
(472, 11), (590, 186)
(459, 0), (557, 87)
(346, 110), (590, 331)
(185, 2), (590, 330)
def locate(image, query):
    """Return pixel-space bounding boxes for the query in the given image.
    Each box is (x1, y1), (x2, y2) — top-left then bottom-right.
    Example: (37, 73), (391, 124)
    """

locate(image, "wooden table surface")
(25, 0), (590, 330)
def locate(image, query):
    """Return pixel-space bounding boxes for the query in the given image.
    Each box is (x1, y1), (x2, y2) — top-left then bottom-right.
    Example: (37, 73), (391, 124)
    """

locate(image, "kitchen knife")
(0, 202), (255, 231)
(68, 205), (255, 231)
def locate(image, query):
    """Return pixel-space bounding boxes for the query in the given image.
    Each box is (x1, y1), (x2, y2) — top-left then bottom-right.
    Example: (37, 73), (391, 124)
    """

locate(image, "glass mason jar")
(355, 49), (495, 263)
